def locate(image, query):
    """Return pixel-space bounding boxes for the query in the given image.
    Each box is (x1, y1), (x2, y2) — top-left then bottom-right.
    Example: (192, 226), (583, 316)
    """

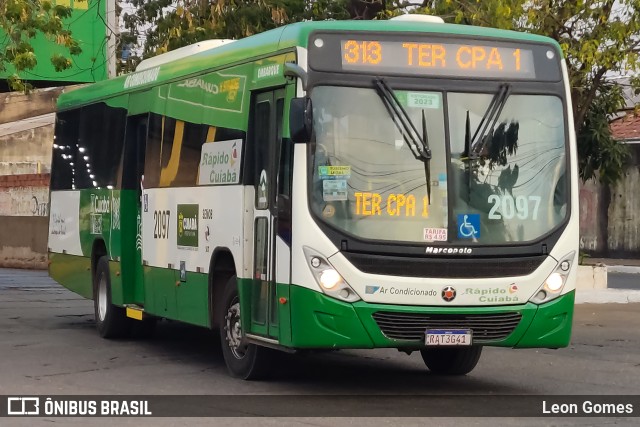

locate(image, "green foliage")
(420, 0), (640, 184)
(577, 83), (630, 184)
(123, 1), (388, 58)
(0, 0), (82, 91)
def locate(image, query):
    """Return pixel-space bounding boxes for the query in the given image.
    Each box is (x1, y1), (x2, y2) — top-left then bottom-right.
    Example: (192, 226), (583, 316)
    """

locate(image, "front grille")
(342, 252), (546, 278)
(372, 311), (522, 343)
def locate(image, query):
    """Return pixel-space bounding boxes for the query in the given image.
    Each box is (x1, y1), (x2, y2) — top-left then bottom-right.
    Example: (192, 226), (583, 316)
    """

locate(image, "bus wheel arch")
(91, 239), (108, 281)
(93, 255), (130, 339)
(219, 274), (274, 380)
(208, 248), (237, 330)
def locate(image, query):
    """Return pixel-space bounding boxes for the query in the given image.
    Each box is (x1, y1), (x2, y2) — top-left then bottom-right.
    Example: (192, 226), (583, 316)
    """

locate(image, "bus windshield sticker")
(423, 227), (447, 242)
(322, 180), (348, 201)
(438, 173), (447, 190)
(457, 213), (480, 239)
(406, 92), (441, 109)
(198, 139), (242, 185)
(318, 165), (351, 180)
(322, 205), (336, 218)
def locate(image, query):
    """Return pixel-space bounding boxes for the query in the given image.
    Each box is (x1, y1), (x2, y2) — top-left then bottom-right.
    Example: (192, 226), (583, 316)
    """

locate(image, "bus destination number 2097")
(154, 210), (171, 239)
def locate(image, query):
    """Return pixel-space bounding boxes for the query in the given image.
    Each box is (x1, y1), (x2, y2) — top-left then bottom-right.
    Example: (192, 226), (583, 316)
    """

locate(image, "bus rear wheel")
(420, 346), (482, 375)
(93, 256), (130, 339)
(219, 276), (272, 380)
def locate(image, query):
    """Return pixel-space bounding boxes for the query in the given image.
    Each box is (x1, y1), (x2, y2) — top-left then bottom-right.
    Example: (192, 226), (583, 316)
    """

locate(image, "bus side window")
(51, 110), (80, 190)
(82, 103), (126, 189)
(253, 101), (271, 209)
(144, 114), (175, 189)
(74, 103), (126, 190)
(122, 114), (148, 191)
(276, 98), (291, 200)
(168, 122), (207, 187)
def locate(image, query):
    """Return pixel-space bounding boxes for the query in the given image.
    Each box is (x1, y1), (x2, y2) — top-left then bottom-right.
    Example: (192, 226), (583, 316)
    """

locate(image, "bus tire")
(93, 256), (130, 339)
(420, 346), (482, 375)
(219, 275), (272, 380)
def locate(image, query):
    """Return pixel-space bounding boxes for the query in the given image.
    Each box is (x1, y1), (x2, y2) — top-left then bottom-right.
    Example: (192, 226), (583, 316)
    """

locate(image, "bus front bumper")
(289, 285), (574, 349)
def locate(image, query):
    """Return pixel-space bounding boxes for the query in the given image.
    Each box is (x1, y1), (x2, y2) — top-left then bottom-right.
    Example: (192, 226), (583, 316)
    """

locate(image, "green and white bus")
(48, 15), (578, 379)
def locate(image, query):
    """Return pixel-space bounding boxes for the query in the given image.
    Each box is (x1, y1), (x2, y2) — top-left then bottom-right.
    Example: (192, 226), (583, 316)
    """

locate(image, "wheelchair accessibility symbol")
(457, 214), (480, 239)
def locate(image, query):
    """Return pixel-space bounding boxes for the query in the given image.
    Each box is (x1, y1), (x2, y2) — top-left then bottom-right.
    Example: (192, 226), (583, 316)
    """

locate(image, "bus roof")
(57, 20), (561, 110)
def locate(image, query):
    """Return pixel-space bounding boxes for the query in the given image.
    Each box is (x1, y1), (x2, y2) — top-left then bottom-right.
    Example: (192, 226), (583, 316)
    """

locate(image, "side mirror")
(289, 97), (313, 143)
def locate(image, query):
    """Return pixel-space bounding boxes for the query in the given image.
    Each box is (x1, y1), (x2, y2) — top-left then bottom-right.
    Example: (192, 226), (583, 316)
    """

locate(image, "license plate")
(425, 329), (472, 346)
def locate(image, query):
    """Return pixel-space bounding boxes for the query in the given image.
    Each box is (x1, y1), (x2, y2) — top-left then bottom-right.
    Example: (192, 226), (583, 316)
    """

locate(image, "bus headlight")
(303, 246), (361, 303)
(530, 251), (575, 304)
(319, 269), (342, 290)
(544, 273), (564, 292)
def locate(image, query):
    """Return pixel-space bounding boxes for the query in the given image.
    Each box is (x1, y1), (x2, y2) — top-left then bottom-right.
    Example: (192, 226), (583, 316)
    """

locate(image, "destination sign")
(341, 40), (535, 78)
(308, 33), (561, 81)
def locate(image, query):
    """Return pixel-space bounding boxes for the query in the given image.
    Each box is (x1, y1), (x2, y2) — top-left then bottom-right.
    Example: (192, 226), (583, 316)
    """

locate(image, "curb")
(606, 265), (640, 274)
(576, 289), (640, 304)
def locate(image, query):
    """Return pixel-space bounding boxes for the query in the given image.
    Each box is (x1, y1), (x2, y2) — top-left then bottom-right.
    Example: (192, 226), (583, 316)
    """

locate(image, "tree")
(121, 1), (393, 57)
(123, 0), (307, 58)
(0, 0), (82, 91)
(419, 0), (640, 184)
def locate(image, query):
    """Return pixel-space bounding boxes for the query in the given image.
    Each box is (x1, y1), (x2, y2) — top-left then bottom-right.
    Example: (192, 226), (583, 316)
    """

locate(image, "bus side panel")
(118, 188), (143, 305)
(49, 252), (93, 300)
(49, 191), (93, 299)
(141, 186), (244, 327)
(143, 265), (179, 321)
(172, 272), (209, 327)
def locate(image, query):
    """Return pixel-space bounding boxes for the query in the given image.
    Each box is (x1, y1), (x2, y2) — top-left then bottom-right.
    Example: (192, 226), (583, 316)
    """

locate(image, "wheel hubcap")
(98, 274), (107, 321)
(224, 298), (247, 359)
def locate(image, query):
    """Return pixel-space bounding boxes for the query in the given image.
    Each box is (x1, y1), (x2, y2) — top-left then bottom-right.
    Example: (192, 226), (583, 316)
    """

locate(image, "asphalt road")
(1, 268), (639, 426)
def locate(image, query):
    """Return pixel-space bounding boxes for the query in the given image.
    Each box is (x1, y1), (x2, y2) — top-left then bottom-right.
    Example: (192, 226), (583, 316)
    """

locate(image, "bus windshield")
(309, 85), (568, 245)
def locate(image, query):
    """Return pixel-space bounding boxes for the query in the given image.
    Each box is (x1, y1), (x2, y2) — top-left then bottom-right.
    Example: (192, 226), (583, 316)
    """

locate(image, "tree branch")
(575, 66), (608, 136)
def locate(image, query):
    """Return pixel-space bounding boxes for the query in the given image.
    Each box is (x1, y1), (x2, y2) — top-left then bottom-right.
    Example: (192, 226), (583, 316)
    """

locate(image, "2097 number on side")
(154, 209), (170, 239)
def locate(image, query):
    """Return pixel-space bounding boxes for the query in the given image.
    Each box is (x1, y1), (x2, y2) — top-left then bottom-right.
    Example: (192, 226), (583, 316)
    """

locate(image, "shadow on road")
(75, 318), (533, 395)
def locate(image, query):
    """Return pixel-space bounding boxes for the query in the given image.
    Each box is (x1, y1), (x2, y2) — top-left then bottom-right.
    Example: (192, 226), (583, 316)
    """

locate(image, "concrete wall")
(0, 87), (63, 125)
(579, 179), (605, 253)
(0, 174), (50, 269)
(0, 216), (49, 269)
(0, 123), (54, 175)
(0, 174), (50, 216)
(0, 87), (64, 269)
(579, 144), (640, 258)
(608, 145), (640, 256)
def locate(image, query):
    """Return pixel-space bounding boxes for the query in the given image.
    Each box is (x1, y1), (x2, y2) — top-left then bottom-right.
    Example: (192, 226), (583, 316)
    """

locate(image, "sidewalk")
(583, 257), (640, 274)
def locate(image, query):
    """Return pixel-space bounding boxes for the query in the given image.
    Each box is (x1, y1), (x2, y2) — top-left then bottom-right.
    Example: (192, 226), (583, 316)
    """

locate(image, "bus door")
(120, 113), (148, 306)
(250, 88), (289, 341)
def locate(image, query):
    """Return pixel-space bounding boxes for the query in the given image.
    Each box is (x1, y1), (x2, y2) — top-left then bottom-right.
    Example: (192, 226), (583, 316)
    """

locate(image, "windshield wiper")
(462, 84), (511, 201)
(464, 83), (511, 161)
(374, 77), (432, 203)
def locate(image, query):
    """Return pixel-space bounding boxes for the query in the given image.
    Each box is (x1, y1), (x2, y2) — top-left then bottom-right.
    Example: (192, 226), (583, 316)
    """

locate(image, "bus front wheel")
(420, 346), (482, 375)
(219, 276), (272, 380)
(93, 256), (130, 339)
